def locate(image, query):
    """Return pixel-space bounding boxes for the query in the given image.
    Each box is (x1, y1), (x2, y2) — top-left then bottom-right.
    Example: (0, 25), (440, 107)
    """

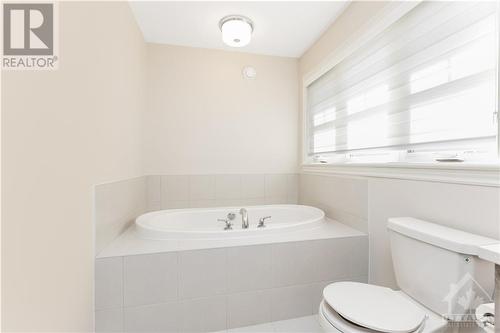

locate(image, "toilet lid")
(323, 282), (426, 333)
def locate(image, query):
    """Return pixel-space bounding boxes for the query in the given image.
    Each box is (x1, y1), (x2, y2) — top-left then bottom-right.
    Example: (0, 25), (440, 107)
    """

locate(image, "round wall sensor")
(242, 66), (257, 79)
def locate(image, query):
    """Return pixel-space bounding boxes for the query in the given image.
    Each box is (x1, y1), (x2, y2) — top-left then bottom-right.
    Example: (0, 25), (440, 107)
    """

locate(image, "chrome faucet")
(239, 208), (249, 229)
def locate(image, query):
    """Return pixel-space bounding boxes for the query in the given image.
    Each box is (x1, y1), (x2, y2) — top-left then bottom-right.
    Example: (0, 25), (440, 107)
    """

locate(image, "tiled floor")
(213, 315), (322, 333)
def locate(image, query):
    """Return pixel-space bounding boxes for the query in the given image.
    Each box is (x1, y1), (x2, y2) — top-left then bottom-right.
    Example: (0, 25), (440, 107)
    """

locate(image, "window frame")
(301, 1), (500, 175)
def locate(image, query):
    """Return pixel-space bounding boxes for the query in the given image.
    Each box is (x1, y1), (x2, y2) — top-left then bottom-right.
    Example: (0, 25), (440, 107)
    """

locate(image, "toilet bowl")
(318, 282), (447, 333)
(318, 217), (496, 333)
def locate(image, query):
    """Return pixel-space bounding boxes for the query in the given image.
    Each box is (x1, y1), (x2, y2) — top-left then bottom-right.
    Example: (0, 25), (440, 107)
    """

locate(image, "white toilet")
(319, 217), (496, 333)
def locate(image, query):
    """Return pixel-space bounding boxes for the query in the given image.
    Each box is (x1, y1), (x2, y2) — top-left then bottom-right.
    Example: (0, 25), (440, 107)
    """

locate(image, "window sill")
(301, 162), (500, 187)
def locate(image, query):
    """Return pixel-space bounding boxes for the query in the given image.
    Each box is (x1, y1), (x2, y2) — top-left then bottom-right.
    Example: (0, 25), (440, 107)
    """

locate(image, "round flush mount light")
(219, 15), (254, 47)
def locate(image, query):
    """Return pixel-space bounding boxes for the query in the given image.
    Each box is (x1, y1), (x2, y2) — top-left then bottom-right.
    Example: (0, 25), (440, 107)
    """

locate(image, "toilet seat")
(320, 300), (376, 333)
(319, 282), (448, 333)
(323, 282), (426, 333)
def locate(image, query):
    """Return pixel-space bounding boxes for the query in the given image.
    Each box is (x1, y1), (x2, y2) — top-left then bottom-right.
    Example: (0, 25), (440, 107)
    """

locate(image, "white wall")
(2, 2), (146, 331)
(144, 43), (299, 175)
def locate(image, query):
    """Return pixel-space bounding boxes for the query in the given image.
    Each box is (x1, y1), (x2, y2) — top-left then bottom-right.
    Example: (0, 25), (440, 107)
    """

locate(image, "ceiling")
(129, 1), (349, 58)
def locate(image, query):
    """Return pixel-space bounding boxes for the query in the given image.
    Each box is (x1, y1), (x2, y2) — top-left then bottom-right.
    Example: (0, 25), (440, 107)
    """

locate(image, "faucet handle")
(218, 218), (233, 230)
(258, 216), (271, 228)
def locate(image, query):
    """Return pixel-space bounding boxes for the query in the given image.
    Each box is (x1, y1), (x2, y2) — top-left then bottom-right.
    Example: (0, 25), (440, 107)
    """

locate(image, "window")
(305, 2), (499, 164)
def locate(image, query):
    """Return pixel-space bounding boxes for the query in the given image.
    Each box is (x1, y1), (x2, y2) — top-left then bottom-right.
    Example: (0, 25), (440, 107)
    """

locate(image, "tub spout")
(239, 208), (249, 229)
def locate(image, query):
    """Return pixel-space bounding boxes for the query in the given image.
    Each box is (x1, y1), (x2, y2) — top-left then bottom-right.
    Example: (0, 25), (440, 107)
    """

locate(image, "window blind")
(306, 2), (498, 158)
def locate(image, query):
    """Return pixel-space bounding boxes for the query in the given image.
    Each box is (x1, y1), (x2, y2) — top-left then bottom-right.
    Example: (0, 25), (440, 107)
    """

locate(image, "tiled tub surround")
(299, 174), (368, 233)
(147, 174), (299, 211)
(98, 213), (363, 258)
(95, 174), (299, 254)
(95, 234), (368, 332)
(95, 177), (148, 254)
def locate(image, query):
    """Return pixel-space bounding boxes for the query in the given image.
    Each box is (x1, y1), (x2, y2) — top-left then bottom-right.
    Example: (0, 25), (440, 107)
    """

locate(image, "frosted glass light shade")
(220, 16), (253, 47)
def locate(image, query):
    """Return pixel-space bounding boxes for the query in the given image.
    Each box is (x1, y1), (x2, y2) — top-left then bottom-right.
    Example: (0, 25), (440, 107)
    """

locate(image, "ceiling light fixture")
(219, 15), (254, 47)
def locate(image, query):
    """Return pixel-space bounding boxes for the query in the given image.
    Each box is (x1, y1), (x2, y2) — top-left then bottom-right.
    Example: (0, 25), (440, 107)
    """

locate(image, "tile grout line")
(225, 246), (230, 331)
(116, 274), (369, 312)
(366, 179), (371, 284)
(159, 175), (163, 211)
(98, 174), (361, 332)
(176, 250), (180, 331)
(121, 256), (125, 332)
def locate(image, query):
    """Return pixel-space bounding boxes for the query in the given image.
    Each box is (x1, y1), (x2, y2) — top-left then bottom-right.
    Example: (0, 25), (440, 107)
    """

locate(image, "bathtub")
(135, 204), (325, 240)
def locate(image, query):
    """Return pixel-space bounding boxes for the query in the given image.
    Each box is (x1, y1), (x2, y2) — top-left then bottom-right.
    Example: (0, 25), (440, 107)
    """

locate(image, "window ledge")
(301, 162), (500, 187)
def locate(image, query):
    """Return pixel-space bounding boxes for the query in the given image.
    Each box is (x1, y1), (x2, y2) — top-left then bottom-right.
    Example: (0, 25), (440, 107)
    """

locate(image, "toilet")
(319, 217), (496, 333)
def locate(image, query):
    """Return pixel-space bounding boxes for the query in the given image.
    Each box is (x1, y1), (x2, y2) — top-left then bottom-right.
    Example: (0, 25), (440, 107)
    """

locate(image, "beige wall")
(144, 43), (299, 175)
(2, 2), (146, 331)
(94, 41), (300, 255)
(299, 1), (389, 76)
(3, 0), (497, 330)
(3, 4), (300, 330)
(297, 2), (500, 288)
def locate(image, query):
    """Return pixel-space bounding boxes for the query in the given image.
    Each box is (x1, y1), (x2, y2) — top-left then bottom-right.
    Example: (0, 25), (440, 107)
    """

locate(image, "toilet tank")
(388, 217), (496, 320)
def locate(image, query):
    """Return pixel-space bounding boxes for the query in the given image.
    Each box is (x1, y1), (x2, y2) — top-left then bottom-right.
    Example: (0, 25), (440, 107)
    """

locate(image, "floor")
(213, 315), (322, 333)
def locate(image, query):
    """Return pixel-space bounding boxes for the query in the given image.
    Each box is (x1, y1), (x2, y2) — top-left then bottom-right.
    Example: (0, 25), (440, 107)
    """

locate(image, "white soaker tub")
(135, 204), (325, 240)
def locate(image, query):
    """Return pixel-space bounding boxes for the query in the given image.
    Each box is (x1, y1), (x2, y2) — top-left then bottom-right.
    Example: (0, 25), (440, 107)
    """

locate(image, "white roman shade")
(306, 2), (498, 158)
